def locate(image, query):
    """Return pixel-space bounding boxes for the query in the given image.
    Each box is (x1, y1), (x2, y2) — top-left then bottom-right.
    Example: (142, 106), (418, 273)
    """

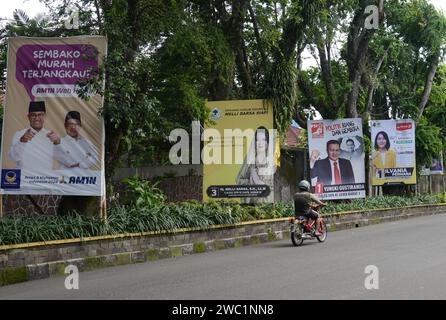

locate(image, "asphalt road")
(1, 213), (446, 300)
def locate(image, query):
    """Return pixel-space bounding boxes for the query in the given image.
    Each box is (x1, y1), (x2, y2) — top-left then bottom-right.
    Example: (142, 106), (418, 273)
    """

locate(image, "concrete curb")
(1, 204), (446, 286)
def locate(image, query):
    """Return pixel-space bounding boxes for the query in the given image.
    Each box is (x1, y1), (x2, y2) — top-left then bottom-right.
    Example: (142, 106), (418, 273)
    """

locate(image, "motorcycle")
(289, 205), (327, 246)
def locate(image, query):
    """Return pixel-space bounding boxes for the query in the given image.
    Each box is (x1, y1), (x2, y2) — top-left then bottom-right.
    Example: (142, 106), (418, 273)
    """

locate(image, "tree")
(2, 0), (446, 207)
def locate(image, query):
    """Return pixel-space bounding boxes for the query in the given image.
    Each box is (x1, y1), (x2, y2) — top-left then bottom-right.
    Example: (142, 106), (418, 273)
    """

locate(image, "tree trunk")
(248, 3), (267, 67)
(417, 50), (441, 121)
(347, 71), (361, 118)
(105, 126), (125, 181)
(209, 74), (233, 100)
(365, 46), (389, 117)
(316, 38), (338, 113)
(228, 0), (252, 98)
(297, 75), (330, 118)
(346, 0), (384, 118)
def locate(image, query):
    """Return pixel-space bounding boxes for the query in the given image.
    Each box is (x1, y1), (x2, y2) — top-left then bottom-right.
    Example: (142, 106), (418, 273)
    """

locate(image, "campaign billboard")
(308, 118), (366, 200)
(0, 36), (106, 196)
(203, 100), (276, 203)
(370, 119), (417, 185)
(420, 155), (444, 176)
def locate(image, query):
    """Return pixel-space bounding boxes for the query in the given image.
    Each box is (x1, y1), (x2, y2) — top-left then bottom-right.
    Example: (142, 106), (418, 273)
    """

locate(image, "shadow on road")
(263, 241), (319, 248)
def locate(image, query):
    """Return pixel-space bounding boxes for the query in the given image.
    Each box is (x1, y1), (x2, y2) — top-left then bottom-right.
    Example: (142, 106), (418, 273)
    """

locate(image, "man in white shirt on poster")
(9, 101), (61, 172)
(54, 111), (99, 170)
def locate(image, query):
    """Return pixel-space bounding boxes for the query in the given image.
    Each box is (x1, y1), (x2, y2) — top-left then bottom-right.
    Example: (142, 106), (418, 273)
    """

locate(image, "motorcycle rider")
(294, 180), (327, 236)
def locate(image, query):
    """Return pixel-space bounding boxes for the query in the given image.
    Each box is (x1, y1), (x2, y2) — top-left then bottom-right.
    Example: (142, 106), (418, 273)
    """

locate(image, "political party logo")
(1, 169), (21, 189)
(396, 123), (413, 131)
(210, 107), (222, 120)
(59, 175), (97, 185)
(311, 123), (324, 138)
(5, 171), (17, 183)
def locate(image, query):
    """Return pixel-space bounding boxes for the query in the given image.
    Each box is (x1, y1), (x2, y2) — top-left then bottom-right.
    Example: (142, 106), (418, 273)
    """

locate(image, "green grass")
(0, 195), (440, 246)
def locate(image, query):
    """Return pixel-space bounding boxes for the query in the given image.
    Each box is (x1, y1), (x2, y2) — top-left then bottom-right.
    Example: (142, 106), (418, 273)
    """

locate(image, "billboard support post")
(100, 195), (107, 221)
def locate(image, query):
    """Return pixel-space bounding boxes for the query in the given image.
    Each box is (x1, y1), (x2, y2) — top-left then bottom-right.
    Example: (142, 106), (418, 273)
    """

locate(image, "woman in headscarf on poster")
(236, 126), (275, 204)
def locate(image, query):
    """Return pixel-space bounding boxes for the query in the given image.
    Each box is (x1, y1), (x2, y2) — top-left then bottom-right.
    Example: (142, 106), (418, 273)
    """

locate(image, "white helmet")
(298, 180), (311, 191)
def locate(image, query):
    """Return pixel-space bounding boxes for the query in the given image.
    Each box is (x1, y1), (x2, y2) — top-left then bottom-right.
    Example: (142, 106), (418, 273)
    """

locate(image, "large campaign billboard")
(370, 119), (416, 185)
(0, 36), (106, 196)
(308, 118), (366, 200)
(203, 100), (276, 203)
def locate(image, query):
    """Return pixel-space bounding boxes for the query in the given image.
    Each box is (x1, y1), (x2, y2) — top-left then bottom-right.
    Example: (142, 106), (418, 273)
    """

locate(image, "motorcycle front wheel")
(316, 220), (328, 243)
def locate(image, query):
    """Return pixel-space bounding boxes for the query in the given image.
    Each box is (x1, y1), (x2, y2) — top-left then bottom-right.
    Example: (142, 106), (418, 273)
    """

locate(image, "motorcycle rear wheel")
(291, 225), (304, 246)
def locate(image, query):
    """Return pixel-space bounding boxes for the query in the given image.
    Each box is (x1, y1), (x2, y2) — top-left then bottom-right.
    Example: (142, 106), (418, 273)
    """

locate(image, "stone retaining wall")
(1, 204), (446, 286)
(3, 195), (61, 216)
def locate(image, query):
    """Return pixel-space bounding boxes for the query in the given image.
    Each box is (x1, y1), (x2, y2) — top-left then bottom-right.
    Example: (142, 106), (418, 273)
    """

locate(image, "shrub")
(122, 178), (166, 208)
(321, 195), (439, 214)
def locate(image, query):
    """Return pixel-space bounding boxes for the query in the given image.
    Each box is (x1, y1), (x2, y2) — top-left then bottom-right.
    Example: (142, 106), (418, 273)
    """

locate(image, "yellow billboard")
(203, 100), (276, 203)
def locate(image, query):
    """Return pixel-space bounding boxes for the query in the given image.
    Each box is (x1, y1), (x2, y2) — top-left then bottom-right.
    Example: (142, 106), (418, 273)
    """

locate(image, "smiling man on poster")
(310, 140), (355, 186)
(9, 101), (61, 172)
(54, 111), (99, 170)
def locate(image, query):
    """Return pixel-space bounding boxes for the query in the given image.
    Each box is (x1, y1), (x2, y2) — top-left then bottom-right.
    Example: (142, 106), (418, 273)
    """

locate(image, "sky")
(1, 0), (446, 22)
(0, 0), (48, 22)
(431, 0), (446, 13)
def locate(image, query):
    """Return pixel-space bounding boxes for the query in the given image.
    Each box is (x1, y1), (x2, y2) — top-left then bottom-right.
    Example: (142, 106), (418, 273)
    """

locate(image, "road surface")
(1, 213), (446, 300)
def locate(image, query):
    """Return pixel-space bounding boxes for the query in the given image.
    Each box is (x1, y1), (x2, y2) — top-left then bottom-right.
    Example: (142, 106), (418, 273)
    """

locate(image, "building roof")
(285, 126), (302, 147)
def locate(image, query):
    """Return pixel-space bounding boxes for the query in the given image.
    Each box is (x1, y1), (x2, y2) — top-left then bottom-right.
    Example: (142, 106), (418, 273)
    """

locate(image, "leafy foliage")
(266, 58), (298, 135)
(122, 178), (166, 209)
(415, 117), (443, 170)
